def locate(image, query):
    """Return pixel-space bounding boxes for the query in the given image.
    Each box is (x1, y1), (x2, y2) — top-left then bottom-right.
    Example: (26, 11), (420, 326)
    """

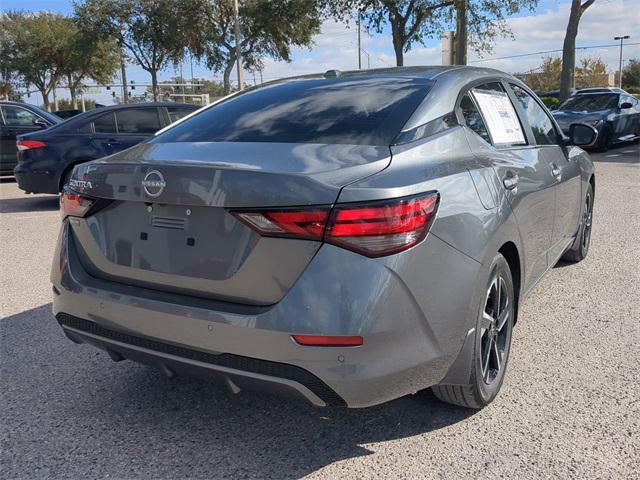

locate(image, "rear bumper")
(14, 163), (60, 194)
(52, 219), (483, 407)
(57, 313), (343, 406)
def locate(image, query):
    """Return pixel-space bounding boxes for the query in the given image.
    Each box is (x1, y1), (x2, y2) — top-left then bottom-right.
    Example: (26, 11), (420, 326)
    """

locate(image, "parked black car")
(1, 101), (61, 175)
(552, 92), (640, 151)
(14, 102), (198, 193)
(54, 109), (84, 119)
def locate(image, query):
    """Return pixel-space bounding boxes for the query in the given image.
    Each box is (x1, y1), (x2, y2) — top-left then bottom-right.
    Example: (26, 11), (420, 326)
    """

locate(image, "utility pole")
(357, 11), (362, 69)
(233, 0), (244, 91)
(120, 49), (128, 103)
(614, 35), (630, 88)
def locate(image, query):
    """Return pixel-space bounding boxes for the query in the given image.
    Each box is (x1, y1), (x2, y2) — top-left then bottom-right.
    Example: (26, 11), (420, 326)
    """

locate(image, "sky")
(3, 0), (639, 106)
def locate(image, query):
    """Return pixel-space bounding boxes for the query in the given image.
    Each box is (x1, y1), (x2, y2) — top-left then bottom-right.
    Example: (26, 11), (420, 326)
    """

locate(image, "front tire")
(432, 253), (515, 408)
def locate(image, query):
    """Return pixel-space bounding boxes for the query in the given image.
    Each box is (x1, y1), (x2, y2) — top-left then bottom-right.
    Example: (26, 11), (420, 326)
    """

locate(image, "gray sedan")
(52, 66), (595, 409)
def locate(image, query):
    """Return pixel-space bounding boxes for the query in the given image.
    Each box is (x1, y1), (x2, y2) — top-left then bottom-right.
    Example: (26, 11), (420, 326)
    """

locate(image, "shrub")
(540, 97), (560, 109)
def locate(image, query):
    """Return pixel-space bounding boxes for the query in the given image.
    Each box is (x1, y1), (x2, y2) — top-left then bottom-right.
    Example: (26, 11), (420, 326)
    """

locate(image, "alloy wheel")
(582, 192), (593, 251)
(479, 275), (510, 384)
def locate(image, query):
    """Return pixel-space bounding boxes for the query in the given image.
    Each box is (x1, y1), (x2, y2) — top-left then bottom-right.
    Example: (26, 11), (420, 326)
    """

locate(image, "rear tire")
(562, 183), (593, 263)
(432, 253), (515, 409)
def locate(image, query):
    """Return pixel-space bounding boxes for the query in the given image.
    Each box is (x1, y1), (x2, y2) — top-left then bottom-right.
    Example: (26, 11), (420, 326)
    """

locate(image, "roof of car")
(274, 65), (509, 83)
(92, 102), (198, 110)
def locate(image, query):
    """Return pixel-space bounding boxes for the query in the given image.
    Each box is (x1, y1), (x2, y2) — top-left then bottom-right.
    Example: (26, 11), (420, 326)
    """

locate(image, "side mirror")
(568, 123), (598, 146)
(33, 118), (49, 129)
(620, 102), (633, 109)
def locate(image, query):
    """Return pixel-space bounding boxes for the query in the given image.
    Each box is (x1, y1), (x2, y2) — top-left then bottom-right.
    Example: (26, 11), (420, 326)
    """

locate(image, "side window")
(93, 112), (117, 134)
(468, 82), (526, 147)
(510, 84), (558, 146)
(167, 107), (195, 123)
(116, 108), (161, 134)
(460, 94), (491, 144)
(2, 106), (39, 126)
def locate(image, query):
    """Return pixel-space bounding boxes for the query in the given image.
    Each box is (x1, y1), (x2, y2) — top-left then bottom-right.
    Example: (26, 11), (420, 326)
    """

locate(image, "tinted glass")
(559, 94), (618, 112)
(460, 94), (490, 143)
(471, 83), (526, 146)
(167, 107), (196, 123)
(156, 77), (432, 146)
(511, 85), (557, 146)
(93, 112), (116, 133)
(2, 106), (39, 126)
(116, 108), (161, 134)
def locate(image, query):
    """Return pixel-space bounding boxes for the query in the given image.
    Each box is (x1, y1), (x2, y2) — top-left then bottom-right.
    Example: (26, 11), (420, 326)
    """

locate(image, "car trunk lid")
(68, 141), (390, 305)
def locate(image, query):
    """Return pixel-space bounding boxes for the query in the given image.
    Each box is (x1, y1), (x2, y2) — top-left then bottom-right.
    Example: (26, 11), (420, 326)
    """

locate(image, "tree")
(622, 58), (640, 88)
(186, 0), (320, 95)
(559, 0), (595, 101)
(524, 56), (562, 92)
(60, 25), (119, 109)
(1, 12), (74, 110)
(75, 0), (186, 101)
(575, 56), (608, 88)
(321, 0), (537, 67)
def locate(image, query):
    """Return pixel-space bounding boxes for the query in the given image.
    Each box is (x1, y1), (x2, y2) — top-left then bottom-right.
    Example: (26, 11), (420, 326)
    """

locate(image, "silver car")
(52, 66), (596, 409)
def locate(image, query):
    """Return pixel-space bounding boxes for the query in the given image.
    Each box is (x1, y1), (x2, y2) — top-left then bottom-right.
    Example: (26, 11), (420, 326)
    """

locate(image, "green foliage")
(1, 11), (118, 108)
(622, 59), (640, 88)
(185, 0), (320, 94)
(320, 0), (538, 66)
(1, 12), (74, 108)
(50, 98), (98, 111)
(75, 0), (187, 100)
(540, 97), (560, 109)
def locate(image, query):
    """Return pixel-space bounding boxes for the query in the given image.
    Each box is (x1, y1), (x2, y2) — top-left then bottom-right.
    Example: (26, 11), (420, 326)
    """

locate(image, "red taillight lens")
(292, 335), (363, 347)
(60, 190), (96, 218)
(231, 208), (330, 240)
(230, 192), (439, 257)
(325, 193), (439, 257)
(16, 140), (46, 151)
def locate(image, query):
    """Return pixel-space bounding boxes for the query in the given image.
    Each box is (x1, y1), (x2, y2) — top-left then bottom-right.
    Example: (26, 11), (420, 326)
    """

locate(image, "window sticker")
(471, 90), (526, 145)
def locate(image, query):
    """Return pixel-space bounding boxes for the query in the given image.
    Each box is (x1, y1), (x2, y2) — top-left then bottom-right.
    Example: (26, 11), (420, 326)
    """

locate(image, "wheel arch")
(498, 241), (521, 325)
(58, 160), (87, 191)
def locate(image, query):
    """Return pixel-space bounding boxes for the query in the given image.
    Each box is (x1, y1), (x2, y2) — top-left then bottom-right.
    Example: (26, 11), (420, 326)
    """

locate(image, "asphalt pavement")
(1, 144), (639, 479)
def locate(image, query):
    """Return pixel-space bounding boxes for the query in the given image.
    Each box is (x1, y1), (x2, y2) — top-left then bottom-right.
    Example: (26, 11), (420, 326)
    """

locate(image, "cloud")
(258, 0), (639, 82)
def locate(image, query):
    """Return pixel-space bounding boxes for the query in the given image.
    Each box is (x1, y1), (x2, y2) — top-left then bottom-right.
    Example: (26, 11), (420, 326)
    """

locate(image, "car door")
(90, 107), (162, 157)
(0, 105), (49, 173)
(460, 81), (557, 291)
(614, 95), (640, 140)
(507, 83), (582, 264)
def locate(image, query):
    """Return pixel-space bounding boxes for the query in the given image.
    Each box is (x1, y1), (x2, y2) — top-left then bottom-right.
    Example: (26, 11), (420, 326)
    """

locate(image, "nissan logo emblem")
(142, 170), (166, 197)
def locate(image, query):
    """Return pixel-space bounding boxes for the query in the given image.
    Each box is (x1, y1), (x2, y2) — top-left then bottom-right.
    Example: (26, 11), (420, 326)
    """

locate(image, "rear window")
(167, 106), (196, 123)
(154, 77), (432, 146)
(116, 108), (161, 134)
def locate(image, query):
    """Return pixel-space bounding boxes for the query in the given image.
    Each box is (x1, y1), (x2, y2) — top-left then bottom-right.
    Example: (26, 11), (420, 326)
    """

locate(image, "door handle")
(503, 172), (519, 191)
(551, 164), (562, 181)
(106, 138), (121, 144)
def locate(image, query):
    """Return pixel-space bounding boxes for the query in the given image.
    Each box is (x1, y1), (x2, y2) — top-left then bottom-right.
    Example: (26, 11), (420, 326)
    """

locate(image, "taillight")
(325, 193), (439, 257)
(16, 140), (46, 151)
(230, 192), (439, 257)
(60, 189), (97, 218)
(231, 208), (330, 240)
(292, 335), (363, 347)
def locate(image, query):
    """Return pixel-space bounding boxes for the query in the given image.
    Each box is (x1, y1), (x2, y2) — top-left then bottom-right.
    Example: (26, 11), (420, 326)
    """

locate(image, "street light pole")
(233, 0), (244, 91)
(614, 35), (630, 88)
(357, 11), (361, 70)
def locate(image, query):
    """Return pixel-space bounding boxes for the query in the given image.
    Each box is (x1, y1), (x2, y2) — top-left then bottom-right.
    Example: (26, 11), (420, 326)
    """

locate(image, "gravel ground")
(1, 144), (639, 479)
